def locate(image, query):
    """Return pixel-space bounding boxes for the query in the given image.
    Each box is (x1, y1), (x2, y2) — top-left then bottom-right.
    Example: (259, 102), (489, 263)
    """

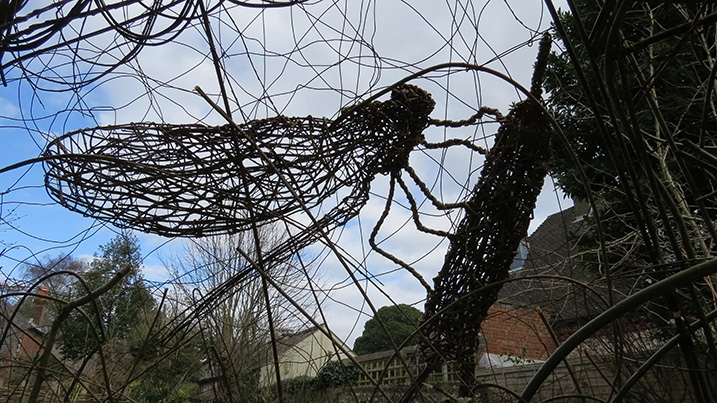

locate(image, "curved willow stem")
(521, 258), (717, 402)
(612, 307), (717, 402)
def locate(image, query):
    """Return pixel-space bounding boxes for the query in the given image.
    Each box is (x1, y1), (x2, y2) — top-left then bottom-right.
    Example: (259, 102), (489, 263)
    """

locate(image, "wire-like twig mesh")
(0, 0), (303, 86)
(44, 85), (435, 240)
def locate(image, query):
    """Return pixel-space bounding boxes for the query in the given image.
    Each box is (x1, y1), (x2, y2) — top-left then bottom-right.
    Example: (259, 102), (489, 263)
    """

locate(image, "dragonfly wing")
(43, 119), (355, 237)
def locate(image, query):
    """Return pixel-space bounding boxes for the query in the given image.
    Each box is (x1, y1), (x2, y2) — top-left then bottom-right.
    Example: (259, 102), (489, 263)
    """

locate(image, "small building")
(0, 302), (45, 363)
(0, 291), (62, 398)
(498, 201), (603, 337)
(0, 288), (51, 363)
(260, 324), (354, 386)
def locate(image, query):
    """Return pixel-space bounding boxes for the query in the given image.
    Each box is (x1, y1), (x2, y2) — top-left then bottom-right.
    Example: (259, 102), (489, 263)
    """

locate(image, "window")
(509, 240), (529, 272)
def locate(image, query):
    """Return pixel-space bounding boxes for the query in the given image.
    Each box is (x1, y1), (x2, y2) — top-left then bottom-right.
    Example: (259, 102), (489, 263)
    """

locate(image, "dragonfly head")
(391, 84), (436, 134)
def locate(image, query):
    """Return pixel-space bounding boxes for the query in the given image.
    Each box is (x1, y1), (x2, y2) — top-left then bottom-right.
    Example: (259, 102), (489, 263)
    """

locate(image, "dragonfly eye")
(391, 84), (436, 124)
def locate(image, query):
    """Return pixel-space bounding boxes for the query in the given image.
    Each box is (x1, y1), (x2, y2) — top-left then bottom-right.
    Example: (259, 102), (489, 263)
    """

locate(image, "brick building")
(479, 304), (554, 367)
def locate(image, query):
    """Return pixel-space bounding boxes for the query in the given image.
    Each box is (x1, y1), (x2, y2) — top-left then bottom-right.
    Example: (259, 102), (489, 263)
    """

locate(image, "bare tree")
(165, 224), (317, 402)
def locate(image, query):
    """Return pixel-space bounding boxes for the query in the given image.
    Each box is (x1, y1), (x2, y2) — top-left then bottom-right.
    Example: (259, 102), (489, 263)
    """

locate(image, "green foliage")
(222, 369), (262, 403)
(543, 4), (717, 368)
(315, 360), (359, 388)
(546, 2), (715, 195)
(269, 360), (357, 400)
(545, 2), (717, 272)
(201, 343), (263, 402)
(56, 232), (155, 360)
(353, 304), (422, 355)
(50, 233), (204, 401)
(281, 375), (316, 395)
(130, 338), (203, 403)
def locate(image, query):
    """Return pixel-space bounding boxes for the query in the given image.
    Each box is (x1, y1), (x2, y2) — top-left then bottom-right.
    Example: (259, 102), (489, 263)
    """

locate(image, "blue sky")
(0, 0), (570, 345)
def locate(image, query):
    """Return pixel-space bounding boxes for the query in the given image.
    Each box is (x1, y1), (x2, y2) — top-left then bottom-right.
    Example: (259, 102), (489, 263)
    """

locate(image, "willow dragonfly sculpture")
(44, 31), (554, 401)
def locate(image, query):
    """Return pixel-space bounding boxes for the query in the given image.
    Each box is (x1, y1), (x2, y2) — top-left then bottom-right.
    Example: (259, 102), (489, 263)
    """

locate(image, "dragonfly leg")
(403, 165), (468, 212)
(368, 175), (432, 292)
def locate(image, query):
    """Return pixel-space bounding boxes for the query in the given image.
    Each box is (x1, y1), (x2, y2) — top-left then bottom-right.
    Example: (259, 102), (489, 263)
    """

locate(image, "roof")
(274, 324), (352, 353)
(497, 202), (641, 328)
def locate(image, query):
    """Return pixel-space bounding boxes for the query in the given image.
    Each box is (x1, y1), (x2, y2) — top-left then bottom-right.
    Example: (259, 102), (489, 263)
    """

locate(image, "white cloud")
(0, 97), (19, 117)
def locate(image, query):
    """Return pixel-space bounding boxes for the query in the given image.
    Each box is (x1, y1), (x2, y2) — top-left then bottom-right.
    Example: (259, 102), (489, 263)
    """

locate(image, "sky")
(0, 0), (570, 347)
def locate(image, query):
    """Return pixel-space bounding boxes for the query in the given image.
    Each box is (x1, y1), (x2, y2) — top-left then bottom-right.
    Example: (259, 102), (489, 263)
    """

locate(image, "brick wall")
(480, 304), (555, 361)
